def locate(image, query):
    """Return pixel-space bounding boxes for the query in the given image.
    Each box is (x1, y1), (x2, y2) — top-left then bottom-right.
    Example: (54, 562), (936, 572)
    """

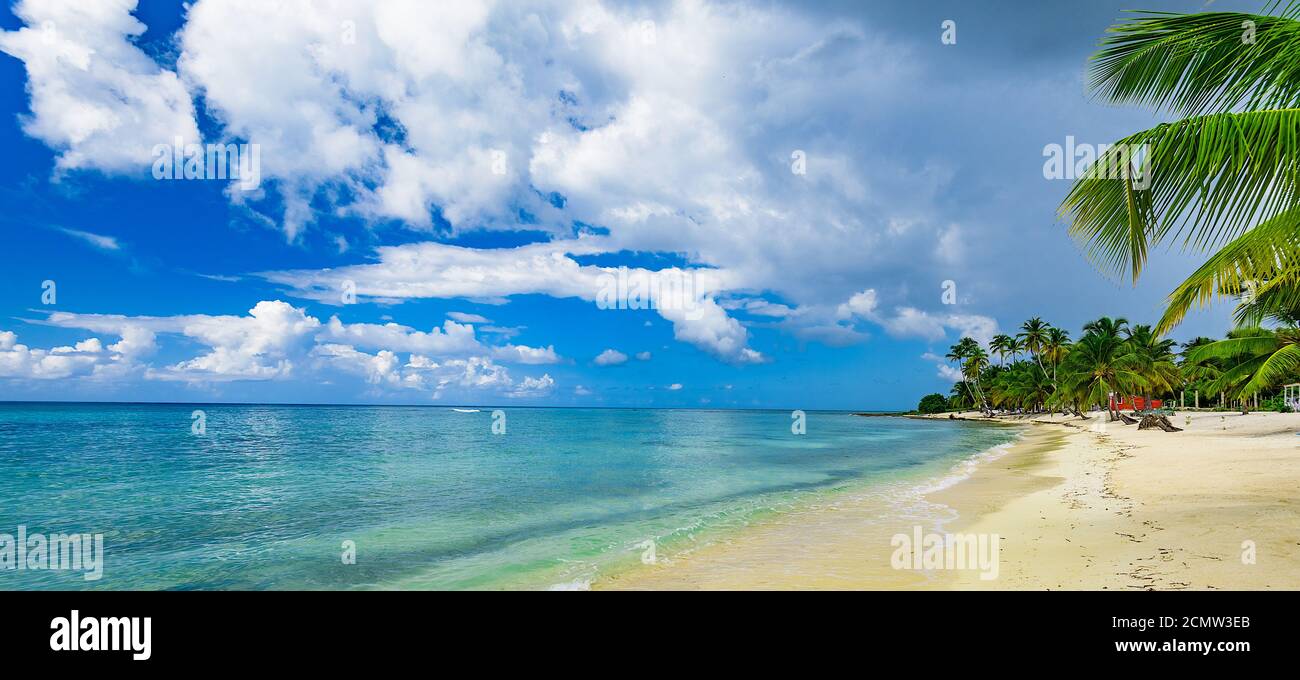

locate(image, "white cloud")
(2, 0), (1012, 370)
(56, 227), (120, 251)
(0, 0), (200, 174)
(493, 344), (561, 364)
(447, 311), (491, 324)
(922, 351), (964, 383)
(315, 343), (402, 386)
(635, 351), (651, 361)
(262, 239), (763, 364)
(0, 330), (106, 379)
(35, 300), (559, 395)
(594, 348), (627, 366)
(936, 363), (963, 382)
(837, 289), (878, 319)
(508, 373), (555, 398)
(321, 316), (481, 355)
(880, 307), (998, 346)
(6, 2), (945, 309)
(667, 383), (683, 391)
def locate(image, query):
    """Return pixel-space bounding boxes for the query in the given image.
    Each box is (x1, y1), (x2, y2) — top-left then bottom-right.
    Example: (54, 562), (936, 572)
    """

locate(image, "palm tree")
(964, 345), (992, 414)
(1007, 336), (1027, 364)
(1042, 326), (1071, 388)
(990, 361), (1052, 413)
(1124, 324), (1182, 410)
(1180, 336), (1223, 407)
(1083, 316), (1129, 338)
(947, 337), (992, 415)
(949, 381), (977, 410)
(1185, 326), (1300, 408)
(1060, 2), (1300, 336)
(990, 334), (1014, 366)
(1018, 318), (1052, 375)
(1058, 323), (1147, 421)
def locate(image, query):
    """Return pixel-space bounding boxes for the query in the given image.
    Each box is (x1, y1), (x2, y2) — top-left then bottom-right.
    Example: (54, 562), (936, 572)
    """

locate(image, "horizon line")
(0, 399), (908, 414)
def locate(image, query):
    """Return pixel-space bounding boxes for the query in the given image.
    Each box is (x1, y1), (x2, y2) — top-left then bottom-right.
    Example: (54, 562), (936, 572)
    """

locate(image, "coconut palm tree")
(1060, 2), (1300, 335)
(1058, 323), (1148, 421)
(947, 337), (992, 415)
(1007, 336), (1027, 364)
(1019, 318), (1052, 374)
(1185, 326), (1300, 405)
(990, 333), (1015, 366)
(990, 361), (1053, 413)
(1042, 326), (1072, 387)
(963, 345), (992, 414)
(949, 381), (978, 410)
(1083, 316), (1129, 338)
(1179, 336), (1220, 398)
(1124, 324), (1182, 410)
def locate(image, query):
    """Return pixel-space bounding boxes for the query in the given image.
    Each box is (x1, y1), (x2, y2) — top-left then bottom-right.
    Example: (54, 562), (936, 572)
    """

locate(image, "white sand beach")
(598, 410), (1300, 590)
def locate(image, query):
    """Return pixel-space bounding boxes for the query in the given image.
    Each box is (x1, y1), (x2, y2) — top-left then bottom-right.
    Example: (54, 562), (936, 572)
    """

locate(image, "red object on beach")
(1109, 395), (1162, 411)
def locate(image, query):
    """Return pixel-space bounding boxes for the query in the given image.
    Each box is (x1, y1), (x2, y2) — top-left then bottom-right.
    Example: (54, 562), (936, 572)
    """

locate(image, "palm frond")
(1238, 341), (1300, 394)
(1155, 206), (1300, 334)
(1185, 332), (1278, 364)
(1091, 6), (1300, 117)
(1061, 109), (1300, 283)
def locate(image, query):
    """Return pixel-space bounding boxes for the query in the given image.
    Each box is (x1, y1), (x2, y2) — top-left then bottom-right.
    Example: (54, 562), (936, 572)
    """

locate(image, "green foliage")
(915, 315), (1300, 416)
(917, 393), (950, 414)
(1261, 394), (1295, 412)
(1059, 2), (1300, 342)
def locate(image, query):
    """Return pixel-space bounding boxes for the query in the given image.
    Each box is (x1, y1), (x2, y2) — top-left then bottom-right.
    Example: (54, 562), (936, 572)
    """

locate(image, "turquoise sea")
(0, 403), (1017, 590)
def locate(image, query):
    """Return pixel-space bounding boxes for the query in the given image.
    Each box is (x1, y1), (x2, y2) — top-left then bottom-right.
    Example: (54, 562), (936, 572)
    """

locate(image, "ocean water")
(0, 404), (1017, 590)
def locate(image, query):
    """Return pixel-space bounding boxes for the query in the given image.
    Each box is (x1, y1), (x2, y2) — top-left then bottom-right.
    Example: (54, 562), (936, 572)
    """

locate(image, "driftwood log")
(1118, 413), (1139, 425)
(1137, 414), (1183, 432)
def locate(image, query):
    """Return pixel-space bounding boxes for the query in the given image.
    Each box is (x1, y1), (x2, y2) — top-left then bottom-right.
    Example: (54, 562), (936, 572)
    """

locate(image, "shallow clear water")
(0, 404), (1016, 590)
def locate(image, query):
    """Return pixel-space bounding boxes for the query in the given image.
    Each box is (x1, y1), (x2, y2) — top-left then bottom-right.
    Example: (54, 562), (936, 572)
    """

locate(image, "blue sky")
(0, 0), (1258, 409)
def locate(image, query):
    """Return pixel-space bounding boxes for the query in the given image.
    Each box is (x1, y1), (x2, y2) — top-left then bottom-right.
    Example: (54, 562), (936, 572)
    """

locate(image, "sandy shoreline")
(596, 410), (1300, 590)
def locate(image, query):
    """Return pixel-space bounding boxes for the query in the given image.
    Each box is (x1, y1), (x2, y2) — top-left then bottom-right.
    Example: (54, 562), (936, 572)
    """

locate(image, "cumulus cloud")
(594, 348), (627, 366)
(837, 289), (878, 319)
(32, 300), (557, 397)
(922, 352), (964, 383)
(2, 0), (1007, 373)
(507, 373), (555, 398)
(879, 307), (998, 346)
(492, 344), (561, 365)
(261, 238), (764, 364)
(0, 330), (106, 379)
(315, 343), (403, 386)
(0, 0), (200, 173)
(321, 316), (481, 355)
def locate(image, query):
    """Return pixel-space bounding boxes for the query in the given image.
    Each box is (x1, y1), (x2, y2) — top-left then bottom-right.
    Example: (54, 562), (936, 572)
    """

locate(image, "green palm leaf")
(1239, 340), (1300, 393)
(1091, 5), (1300, 118)
(1061, 108), (1300, 283)
(1156, 207), (1300, 334)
